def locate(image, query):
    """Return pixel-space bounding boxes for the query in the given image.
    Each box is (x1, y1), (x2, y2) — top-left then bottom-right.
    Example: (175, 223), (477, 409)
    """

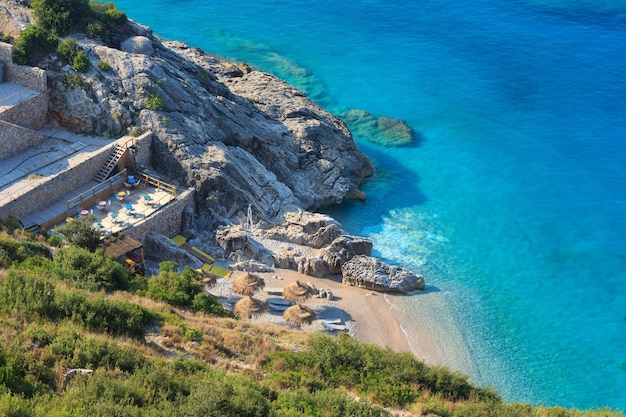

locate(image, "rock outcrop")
(0, 5), (426, 291)
(341, 255), (425, 293)
(339, 109), (418, 147)
(31, 19), (372, 224)
(143, 231), (202, 269)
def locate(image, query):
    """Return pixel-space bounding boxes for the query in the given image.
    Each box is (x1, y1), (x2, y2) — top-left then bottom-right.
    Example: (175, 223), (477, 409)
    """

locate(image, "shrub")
(97, 60), (110, 71)
(0, 270), (56, 319)
(0, 232), (51, 268)
(85, 21), (105, 39)
(72, 50), (90, 72)
(146, 91), (165, 111)
(51, 246), (131, 292)
(102, 7), (127, 27)
(31, 0), (91, 36)
(146, 268), (200, 308)
(53, 216), (101, 251)
(56, 37), (77, 63)
(129, 126), (142, 137)
(61, 73), (81, 88)
(12, 25), (57, 65)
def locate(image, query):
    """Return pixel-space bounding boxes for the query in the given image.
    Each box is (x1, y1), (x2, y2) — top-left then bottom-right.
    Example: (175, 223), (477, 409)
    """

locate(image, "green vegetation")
(31, 0), (91, 36)
(56, 37), (77, 63)
(72, 50), (90, 72)
(0, 223), (624, 414)
(11, 25), (58, 65)
(11, 0), (127, 65)
(61, 73), (81, 88)
(30, 0), (126, 37)
(96, 60), (110, 71)
(146, 91), (166, 111)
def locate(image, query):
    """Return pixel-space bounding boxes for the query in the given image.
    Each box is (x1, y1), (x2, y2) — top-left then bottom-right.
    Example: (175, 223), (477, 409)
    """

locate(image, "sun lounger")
(264, 287), (284, 296)
(266, 297), (291, 305)
(268, 302), (290, 311)
(322, 321), (347, 331)
(191, 246), (216, 263)
(204, 264), (232, 279)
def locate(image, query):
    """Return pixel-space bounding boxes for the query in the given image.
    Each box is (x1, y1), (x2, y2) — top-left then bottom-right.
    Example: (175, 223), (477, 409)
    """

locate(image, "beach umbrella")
(283, 304), (316, 328)
(233, 296), (266, 319)
(198, 269), (217, 289)
(283, 280), (315, 303)
(231, 272), (265, 296)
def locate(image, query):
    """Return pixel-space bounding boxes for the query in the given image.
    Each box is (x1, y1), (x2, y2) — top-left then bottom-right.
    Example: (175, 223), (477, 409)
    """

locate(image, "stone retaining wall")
(0, 120), (48, 162)
(0, 42), (47, 92)
(124, 188), (195, 242)
(132, 131), (152, 169)
(0, 146), (115, 220)
(0, 92), (48, 129)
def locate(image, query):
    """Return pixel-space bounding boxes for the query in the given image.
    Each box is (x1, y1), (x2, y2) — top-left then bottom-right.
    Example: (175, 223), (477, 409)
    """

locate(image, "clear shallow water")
(115, 0), (626, 409)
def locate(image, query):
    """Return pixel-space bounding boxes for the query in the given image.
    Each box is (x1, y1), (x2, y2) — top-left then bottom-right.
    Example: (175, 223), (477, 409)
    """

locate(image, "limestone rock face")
(320, 235), (373, 275)
(215, 225), (273, 265)
(38, 20), (372, 222)
(341, 255), (425, 293)
(259, 211), (342, 248)
(297, 256), (328, 278)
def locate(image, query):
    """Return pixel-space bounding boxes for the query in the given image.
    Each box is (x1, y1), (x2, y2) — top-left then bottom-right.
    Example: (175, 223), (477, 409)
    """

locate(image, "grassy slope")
(0, 225), (624, 416)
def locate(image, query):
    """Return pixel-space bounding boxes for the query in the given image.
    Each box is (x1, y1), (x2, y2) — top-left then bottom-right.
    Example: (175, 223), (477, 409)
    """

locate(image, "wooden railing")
(136, 172), (176, 198)
(67, 169), (127, 211)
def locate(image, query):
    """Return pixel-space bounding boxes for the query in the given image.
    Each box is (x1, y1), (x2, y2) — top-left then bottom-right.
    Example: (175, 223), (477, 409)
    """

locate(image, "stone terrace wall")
(0, 42), (47, 92)
(1, 145), (115, 220)
(0, 120), (48, 162)
(0, 92), (48, 129)
(124, 188), (195, 242)
(131, 131), (152, 169)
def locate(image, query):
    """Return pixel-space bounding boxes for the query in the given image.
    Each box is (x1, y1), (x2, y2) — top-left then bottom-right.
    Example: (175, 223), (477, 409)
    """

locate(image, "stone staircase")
(93, 144), (126, 182)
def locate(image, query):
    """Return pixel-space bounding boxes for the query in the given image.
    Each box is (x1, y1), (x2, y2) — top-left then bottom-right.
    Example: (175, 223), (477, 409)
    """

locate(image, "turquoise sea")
(114, 0), (626, 410)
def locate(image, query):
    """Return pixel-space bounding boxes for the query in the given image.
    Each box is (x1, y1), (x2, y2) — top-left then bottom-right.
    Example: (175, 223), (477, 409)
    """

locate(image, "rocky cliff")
(41, 22), (373, 227)
(1, 7), (424, 292)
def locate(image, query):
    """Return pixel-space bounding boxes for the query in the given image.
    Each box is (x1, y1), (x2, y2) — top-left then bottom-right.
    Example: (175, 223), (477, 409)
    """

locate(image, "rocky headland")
(1, 5), (424, 293)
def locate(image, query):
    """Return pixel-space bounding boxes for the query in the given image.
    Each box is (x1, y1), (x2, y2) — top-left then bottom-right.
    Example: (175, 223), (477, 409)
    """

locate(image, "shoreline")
(210, 267), (476, 375)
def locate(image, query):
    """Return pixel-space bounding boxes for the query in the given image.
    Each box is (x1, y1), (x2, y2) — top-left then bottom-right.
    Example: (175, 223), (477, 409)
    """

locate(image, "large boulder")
(143, 231), (202, 269)
(121, 36), (154, 55)
(259, 210), (343, 248)
(215, 224), (273, 264)
(341, 255), (425, 293)
(297, 256), (328, 278)
(321, 235), (373, 275)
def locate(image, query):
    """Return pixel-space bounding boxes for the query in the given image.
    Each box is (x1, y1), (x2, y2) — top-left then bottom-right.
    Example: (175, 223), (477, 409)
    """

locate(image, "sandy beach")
(209, 267), (448, 366)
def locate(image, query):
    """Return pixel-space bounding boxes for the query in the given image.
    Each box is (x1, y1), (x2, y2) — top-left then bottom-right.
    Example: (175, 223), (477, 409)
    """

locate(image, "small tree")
(31, 0), (91, 36)
(52, 246), (132, 291)
(12, 25), (58, 65)
(57, 37), (77, 63)
(72, 50), (90, 72)
(53, 216), (100, 251)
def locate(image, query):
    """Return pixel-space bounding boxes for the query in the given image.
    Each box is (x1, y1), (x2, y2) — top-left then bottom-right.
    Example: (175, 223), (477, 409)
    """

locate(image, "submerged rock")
(341, 255), (425, 293)
(339, 109), (417, 146)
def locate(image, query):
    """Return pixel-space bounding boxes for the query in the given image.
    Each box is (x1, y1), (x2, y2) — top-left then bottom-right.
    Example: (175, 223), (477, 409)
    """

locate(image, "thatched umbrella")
(231, 272), (265, 296)
(283, 304), (317, 328)
(283, 280), (315, 303)
(197, 269), (217, 289)
(233, 296), (267, 319)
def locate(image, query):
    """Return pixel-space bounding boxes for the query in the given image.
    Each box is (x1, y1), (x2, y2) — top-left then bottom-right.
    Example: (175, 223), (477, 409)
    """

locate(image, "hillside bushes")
(11, 24), (58, 65)
(264, 333), (499, 408)
(0, 269), (154, 338)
